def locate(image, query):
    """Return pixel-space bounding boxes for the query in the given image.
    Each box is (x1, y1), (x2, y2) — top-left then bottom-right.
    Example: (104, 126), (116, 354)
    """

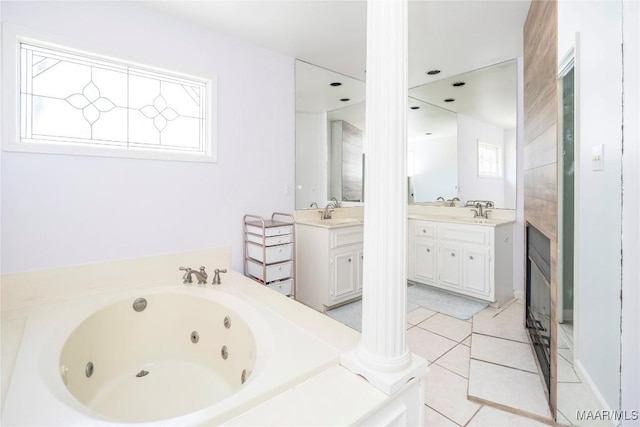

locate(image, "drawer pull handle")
(426, 248), (430, 253)
(422, 229), (426, 233)
(348, 258), (352, 263)
(470, 255), (474, 260)
(451, 253), (456, 257)
(504, 237), (510, 243)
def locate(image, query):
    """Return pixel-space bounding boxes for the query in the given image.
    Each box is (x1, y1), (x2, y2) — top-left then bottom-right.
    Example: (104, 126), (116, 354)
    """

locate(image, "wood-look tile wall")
(523, 0), (558, 417)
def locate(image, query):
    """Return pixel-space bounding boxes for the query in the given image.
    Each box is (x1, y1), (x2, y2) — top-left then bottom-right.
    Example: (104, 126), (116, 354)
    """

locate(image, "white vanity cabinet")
(408, 219), (514, 306)
(296, 223), (364, 312)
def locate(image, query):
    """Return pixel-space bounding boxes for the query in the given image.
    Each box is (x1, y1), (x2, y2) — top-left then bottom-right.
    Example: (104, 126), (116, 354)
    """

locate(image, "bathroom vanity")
(295, 206), (516, 312)
(295, 218), (364, 312)
(408, 216), (514, 307)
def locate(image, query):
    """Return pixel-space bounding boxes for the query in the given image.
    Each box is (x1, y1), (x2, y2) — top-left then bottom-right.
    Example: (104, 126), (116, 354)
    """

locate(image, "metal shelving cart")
(243, 212), (295, 298)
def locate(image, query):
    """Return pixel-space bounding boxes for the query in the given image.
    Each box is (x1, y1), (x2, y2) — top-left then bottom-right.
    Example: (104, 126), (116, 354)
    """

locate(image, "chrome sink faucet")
(321, 202), (334, 219)
(179, 266), (208, 284)
(471, 202), (491, 219)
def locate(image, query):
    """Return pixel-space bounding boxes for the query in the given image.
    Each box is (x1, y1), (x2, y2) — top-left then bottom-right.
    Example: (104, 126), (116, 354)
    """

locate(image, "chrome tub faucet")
(179, 266), (208, 284)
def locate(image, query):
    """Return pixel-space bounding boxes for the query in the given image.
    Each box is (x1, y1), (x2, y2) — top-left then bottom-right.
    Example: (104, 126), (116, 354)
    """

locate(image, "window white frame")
(477, 140), (503, 178)
(2, 24), (217, 163)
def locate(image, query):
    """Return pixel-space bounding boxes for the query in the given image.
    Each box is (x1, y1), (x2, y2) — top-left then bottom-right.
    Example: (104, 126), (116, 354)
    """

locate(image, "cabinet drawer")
(246, 233), (292, 246)
(247, 243), (293, 264)
(246, 224), (292, 237)
(247, 260), (292, 283)
(267, 279), (293, 296)
(439, 224), (491, 246)
(410, 220), (436, 238)
(331, 227), (364, 248)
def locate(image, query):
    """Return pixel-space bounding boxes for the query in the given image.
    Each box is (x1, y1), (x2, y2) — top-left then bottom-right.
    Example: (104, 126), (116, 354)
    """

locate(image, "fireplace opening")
(526, 225), (551, 396)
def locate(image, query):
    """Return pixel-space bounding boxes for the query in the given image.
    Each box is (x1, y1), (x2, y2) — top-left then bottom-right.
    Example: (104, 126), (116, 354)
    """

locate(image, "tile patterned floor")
(329, 296), (606, 426)
(404, 298), (555, 426)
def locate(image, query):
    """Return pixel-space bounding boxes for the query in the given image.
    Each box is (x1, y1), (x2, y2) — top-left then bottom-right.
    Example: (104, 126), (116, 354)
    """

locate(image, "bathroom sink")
(320, 218), (362, 226)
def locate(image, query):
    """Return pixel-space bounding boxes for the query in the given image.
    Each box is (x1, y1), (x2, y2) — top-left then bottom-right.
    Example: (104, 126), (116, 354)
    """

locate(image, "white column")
(341, 0), (427, 395)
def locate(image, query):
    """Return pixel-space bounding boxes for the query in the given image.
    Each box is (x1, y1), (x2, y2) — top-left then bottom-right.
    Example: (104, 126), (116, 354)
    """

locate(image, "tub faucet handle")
(212, 268), (227, 285)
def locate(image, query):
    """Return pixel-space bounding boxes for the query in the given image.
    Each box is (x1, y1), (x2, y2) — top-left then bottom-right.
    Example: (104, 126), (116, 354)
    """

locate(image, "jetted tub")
(3, 279), (345, 426)
(59, 293), (258, 423)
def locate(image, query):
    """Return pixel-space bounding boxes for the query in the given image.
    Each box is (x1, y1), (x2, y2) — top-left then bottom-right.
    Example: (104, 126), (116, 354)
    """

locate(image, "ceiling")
(139, 0), (530, 129)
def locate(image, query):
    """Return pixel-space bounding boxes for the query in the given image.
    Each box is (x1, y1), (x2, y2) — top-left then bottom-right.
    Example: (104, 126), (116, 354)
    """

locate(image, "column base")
(340, 348), (428, 395)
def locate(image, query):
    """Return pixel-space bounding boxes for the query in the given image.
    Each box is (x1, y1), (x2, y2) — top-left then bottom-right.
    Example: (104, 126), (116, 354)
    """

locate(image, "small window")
(478, 141), (502, 178)
(11, 38), (215, 162)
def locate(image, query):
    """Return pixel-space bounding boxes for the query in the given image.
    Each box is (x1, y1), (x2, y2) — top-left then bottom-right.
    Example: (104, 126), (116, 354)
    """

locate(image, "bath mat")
(407, 283), (488, 320)
(326, 284), (488, 331)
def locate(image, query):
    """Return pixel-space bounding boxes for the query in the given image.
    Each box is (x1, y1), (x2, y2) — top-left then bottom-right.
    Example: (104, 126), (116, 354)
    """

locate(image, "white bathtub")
(60, 292), (259, 423)
(2, 280), (346, 426)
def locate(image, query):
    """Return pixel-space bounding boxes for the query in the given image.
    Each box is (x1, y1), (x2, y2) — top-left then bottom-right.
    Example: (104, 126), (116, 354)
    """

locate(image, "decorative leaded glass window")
(478, 141), (502, 178)
(15, 40), (214, 161)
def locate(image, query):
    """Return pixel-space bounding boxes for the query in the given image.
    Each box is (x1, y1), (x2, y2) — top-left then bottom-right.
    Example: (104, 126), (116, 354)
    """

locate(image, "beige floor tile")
(417, 313), (472, 342)
(557, 352), (580, 383)
(424, 364), (481, 426)
(557, 383), (611, 426)
(472, 312), (529, 343)
(558, 348), (574, 365)
(408, 306), (438, 325)
(556, 409), (572, 426)
(473, 305), (501, 320)
(468, 359), (551, 419)
(461, 336), (471, 347)
(424, 405), (459, 427)
(557, 330), (570, 349)
(407, 326), (458, 362)
(470, 334), (538, 373)
(434, 344), (471, 379)
(499, 300), (525, 320)
(466, 405), (549, 426)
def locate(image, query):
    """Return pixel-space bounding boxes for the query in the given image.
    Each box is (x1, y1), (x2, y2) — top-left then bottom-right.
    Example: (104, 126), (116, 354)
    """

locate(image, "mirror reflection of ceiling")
(409, 60), (517, 130)
(296, 59), (514, 141)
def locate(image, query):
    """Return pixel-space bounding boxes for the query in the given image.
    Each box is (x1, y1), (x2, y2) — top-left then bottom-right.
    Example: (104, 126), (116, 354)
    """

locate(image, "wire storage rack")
(243, 212), (295, 298)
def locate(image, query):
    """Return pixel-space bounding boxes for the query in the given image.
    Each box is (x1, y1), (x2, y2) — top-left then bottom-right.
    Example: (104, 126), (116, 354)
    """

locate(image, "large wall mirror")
(295, 59), (517, 210)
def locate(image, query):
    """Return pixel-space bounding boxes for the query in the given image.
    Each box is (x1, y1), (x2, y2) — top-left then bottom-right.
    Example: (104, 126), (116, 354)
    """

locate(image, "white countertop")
(294, 211), (515, 229)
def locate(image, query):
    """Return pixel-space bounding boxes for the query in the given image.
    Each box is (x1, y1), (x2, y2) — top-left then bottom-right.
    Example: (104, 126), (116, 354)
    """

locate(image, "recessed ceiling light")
(330, 82), (342, 87)
(452, 82), (466, 87)
(444, 98), (455, 103)
(410, 106), (420, 110)
(426, 70), (441, 75)
(340, 98), (350, 102)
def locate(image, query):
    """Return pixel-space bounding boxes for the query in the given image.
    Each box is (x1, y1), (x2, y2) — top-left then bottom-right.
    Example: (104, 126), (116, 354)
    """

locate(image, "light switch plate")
(592, 144), (604, 171)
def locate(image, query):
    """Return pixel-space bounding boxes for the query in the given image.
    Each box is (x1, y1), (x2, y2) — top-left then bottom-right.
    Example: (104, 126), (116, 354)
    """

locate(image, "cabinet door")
(439, 244), (462, 288)
(413, 239), (437, 284)
(331, 250), (357, 300)
(463, 247), (491, 297)
(356, 249), (364, 291)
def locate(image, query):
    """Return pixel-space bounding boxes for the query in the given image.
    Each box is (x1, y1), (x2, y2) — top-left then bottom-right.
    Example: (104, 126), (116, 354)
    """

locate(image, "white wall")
(457, 114), (505, 207)
(621, 0), (640, 420)
(558, 0), (623, 412)
(295, 112), (327, 209)
(0, 1), (295, 273)
(408, 135), (458, 202)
